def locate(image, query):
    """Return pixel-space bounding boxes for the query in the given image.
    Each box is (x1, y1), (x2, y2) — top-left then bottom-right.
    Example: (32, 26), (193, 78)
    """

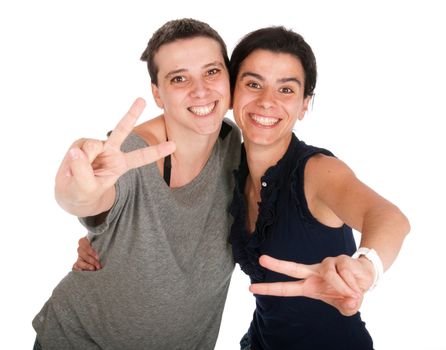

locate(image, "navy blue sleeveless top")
(229, 134), (374, 350)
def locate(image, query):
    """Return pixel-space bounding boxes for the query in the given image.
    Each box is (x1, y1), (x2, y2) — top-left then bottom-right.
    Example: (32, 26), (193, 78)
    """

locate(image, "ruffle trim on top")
(229, 136), (301, 282)
(229, 135), (335, 282)
(229, 147), (265, 281)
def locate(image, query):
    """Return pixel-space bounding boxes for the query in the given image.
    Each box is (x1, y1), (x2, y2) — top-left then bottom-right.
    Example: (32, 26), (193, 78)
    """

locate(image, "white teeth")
(188, 102), (216, 116)
(250, 114), (280, 126)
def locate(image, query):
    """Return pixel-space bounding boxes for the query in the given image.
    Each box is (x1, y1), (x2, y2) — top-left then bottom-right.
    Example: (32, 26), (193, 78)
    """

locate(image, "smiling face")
(151, 37), (230, 136)
(233, 49), (311, 150)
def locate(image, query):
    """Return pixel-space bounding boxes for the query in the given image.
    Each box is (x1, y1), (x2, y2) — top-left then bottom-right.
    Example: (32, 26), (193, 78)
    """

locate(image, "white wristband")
(352, 247), (384, 290)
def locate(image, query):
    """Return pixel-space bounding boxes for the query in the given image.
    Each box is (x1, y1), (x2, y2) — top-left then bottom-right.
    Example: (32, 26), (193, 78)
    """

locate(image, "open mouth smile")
(249, 113), (281, 126)
(188, 101), (217, 116)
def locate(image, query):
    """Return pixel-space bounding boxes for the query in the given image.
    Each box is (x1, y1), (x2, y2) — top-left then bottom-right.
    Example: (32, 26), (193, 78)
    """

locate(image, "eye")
(279, 86), (294, 94)
(247, 81), (261, 89)
(170, 76), (186, 84)
(206, 68), (220, 76)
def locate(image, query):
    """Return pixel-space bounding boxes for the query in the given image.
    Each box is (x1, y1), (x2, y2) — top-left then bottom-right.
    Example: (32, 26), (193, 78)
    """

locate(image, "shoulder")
(220, 118), (242, 154)
(222, 118), (241, 141)
(119, 133), (148, 153)
(304, 153), (358, 210)
(222, 117), (238, 131)
(293, 138), (334, 162)
(288, 139), (336, 181)
(305, 153), (355, 181)
(300, 152), (357, 227)
(122, 116), (166, 152)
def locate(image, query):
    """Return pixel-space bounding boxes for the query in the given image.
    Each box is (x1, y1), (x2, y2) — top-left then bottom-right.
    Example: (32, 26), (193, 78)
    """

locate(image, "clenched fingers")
(78, 237), (101, 269)
(81, 139), (105, 164)
(73, 257), (97, 271)
(320, 257), (360, 298)
(331, 296), (363, 316)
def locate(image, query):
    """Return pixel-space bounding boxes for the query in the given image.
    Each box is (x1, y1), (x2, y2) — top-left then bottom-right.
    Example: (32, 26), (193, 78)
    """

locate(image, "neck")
(133, 115), (220, 188)
(165, 119), (220, 188)
(244, 133), (292, 192)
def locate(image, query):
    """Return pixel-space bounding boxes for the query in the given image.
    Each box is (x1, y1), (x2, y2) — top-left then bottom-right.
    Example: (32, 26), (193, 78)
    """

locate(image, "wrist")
(352, 247), (384, 291)
(357, 256), (375, 289)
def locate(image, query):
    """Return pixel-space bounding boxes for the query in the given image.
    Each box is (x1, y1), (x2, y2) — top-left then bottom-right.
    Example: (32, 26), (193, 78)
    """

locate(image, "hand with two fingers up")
(250, 254), (376, 316)
(55, 98), (176, 217)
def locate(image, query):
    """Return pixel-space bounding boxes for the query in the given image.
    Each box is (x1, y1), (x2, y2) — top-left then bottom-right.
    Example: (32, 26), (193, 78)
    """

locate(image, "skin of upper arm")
(304, 154), (393, 232)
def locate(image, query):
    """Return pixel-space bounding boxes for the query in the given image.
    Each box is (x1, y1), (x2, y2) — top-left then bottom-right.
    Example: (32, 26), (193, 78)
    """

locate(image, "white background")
(1, 0), (445, 349)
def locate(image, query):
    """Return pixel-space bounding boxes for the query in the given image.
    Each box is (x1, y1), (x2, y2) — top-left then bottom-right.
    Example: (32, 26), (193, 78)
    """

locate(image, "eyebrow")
(203, 61), (225, 69)
(164, 61), (225, 79)
(240, 71), (302, 86)
(165, 69), (187, 80)
(278, 77), (302, 86)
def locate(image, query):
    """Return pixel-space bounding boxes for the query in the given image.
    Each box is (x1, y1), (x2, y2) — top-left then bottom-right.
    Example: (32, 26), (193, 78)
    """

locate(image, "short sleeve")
(79, 171), (133, 237)
(78, 133), (147, 237)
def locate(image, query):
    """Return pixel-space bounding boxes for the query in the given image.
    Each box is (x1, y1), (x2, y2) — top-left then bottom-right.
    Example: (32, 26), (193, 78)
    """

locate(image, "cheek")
(284, 100), (305, 119)
(161, 92), (184, 112)
(232, 98), (244, 124)
(215, 79), (231, 99)
(232, 89), (251, 117)
(168, 87), (189, 101)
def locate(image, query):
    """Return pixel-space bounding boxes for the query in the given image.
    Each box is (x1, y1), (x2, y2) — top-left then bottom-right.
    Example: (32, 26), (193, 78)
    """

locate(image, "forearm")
(358, 203), (410, 271)
(55, 186), (116, 217)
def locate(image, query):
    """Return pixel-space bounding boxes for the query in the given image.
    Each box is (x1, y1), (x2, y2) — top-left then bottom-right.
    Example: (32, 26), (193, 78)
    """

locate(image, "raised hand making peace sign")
(55, 98), (176, 217)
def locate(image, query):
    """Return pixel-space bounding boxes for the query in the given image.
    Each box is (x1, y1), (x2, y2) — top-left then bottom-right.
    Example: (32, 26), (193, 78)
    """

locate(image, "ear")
(151, 83), (164, 109)
(297, 95), (312, 120)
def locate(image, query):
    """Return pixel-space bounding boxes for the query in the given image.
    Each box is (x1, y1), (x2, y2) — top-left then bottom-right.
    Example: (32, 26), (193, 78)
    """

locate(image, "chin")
(194, 119), (222, 136)
(243, 130), (276, 146)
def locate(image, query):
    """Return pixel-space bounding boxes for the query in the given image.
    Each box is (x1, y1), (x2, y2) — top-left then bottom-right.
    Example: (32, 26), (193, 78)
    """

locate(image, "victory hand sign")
(55, 98), (175, 217)
(250, 254), (375, 316)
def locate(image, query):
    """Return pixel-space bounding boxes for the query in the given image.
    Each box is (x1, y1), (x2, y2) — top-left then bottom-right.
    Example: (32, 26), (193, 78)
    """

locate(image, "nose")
(190, 79), (210, 99)
(256, 87), (275, 110)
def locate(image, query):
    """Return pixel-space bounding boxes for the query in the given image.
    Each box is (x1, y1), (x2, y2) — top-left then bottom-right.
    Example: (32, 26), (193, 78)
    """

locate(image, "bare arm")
(306, 154), (410, 271)
(250, 155), (410, 315)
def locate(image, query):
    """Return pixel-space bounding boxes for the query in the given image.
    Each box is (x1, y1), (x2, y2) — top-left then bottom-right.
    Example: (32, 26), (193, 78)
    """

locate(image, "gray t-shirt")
(33, 119), (241, 349)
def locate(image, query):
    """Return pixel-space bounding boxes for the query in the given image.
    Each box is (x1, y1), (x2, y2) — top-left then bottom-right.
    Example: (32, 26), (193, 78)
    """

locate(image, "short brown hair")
(141, 18), (229, 86)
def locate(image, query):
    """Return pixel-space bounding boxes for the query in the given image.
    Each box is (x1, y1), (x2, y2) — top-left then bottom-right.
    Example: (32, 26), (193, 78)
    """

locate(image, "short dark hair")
(230, 26), (317, 98)
(141, 18), (229, 86)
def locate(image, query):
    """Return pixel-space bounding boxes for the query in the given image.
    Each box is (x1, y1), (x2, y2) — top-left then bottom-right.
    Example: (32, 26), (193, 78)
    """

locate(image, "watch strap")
(352, 247), (384, 290)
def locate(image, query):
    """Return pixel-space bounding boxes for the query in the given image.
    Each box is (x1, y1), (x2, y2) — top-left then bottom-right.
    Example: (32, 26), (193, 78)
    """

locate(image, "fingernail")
(69, 148), (79, 160)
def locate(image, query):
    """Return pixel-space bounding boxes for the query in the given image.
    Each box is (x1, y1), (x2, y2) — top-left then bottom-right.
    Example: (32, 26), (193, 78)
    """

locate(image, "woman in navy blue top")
(229, 27), (410, 349)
